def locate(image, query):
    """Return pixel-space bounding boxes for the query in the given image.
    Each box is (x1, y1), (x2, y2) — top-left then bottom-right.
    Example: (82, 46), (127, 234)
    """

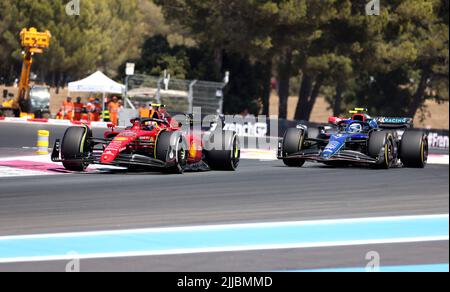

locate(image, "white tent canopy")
(68, 71), (125, 121)
(68, 71), (125, 94)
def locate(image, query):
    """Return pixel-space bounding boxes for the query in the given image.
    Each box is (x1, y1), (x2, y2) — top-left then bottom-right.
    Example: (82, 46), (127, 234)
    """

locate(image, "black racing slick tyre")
(155, 131), (188, 174)
(281, 128), (306, 167)
(204, 131), (240, 171)
(400, 130), (428, 168)
(368, 131), (396, 169)
(61, 126), (91, 171)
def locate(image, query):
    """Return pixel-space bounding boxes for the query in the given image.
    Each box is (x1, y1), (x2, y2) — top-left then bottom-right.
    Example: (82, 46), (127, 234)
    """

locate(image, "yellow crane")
(1, 28), (51, 118)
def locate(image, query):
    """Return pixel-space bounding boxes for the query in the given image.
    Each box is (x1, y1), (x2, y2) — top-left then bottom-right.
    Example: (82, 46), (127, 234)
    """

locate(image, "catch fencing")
(127, 74), (227, 116)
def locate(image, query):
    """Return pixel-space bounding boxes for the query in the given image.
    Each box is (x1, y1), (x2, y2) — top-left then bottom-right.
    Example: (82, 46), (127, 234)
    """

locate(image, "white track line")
(0, 236), (448, 264)
(1, 214), (447, 240)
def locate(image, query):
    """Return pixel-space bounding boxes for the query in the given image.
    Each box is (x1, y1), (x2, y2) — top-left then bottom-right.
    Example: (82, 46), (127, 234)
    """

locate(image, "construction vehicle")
(0, 28), (51, 118)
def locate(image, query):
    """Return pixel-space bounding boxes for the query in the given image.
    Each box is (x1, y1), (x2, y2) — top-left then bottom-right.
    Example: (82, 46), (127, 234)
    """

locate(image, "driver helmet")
(146, 120), (160, 128)
(348, 123), (363, 133)
(141, 120), (156, 131)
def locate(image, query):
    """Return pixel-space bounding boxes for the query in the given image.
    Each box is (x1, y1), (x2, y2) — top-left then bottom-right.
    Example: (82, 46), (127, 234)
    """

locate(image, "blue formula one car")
(277, 109), (428, 169)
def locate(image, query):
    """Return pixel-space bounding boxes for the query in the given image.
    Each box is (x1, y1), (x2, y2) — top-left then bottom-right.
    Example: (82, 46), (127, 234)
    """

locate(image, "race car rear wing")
(375, 117), (414, 129)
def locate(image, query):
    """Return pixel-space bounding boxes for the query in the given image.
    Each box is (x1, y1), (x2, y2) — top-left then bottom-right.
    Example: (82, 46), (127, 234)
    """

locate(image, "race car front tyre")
(61, 126), (91, 171)
(400, 130), (428, 168)
(368, 131), (395, 169)
(155, 131), (188, 174)
(281, 128), (306, 167)
(204, 130), (240, 171)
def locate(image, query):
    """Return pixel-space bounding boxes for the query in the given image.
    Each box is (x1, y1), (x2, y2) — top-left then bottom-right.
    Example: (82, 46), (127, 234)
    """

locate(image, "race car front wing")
(51, 139), (167, 168)
(278, 148), (378, 164)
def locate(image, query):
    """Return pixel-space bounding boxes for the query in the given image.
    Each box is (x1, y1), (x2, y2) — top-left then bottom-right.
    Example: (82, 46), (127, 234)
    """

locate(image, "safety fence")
(127, 74), (227, 116)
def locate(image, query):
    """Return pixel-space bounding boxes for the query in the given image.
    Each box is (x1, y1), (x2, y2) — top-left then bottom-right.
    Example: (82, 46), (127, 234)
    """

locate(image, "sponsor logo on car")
(377, 117), (411, 124)
(324, 141), (342, 155)
(140, 136), (154, 142)
(120, 132), (138, 137)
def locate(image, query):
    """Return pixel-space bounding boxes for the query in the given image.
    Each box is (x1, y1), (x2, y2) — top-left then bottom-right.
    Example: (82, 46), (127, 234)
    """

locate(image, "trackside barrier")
(1, 115), (449, 149)
(47, 119), (72, 126)
(90, 122), (111, 128)
(36, 130), (50, 155)
(0, 118), (111, 128)
(2, 117), (28, 123)
(427, 130), (449, 150)
(28, 118), (49, 123)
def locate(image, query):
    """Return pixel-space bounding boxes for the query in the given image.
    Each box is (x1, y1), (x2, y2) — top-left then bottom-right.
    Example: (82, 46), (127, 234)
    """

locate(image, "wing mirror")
(328, 117), (342, 124)
(107, 123), (115, 131)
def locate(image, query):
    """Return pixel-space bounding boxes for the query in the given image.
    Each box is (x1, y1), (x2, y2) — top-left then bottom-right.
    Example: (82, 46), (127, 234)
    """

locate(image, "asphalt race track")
(0, 122), (448, 272)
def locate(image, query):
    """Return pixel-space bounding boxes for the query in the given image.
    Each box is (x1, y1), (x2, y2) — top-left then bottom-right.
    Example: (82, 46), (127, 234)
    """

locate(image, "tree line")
(1, 0), (448, 120)
(0, 0), (165, 88)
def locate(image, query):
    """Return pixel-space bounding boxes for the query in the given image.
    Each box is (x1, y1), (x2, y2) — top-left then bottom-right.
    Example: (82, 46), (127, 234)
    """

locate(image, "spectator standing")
(108, 96), (120, 125)
(86, 97), (96, 122)
(139, 104), (149, 118)
(94, 98), (102, 122)
(73, 97), (85, 121)
(61, 97), (74, 121)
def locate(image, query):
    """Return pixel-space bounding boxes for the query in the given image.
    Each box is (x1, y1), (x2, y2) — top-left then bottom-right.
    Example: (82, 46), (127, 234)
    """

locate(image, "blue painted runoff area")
(296, 264), (449, 273)
(0, 215), (448, 261)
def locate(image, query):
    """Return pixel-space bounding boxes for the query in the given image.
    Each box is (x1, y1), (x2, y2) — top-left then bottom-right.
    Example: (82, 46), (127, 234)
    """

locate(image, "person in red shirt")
(61, 97), (74, 121)
(73, 97), (85, 121)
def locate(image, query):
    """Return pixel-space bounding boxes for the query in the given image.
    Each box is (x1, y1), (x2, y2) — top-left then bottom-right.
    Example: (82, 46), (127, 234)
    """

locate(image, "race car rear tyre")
(156, 131), (188, 174)
(282, 128), (306, 167)
(400, 130), (428, 168)
(61, 126), (91, 171)
(204, 131), (240, 171)
(368, 131), (395, 169)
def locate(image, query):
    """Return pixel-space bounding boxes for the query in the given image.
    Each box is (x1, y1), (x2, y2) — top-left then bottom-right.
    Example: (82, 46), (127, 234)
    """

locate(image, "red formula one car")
(51, 115), (240, 174)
